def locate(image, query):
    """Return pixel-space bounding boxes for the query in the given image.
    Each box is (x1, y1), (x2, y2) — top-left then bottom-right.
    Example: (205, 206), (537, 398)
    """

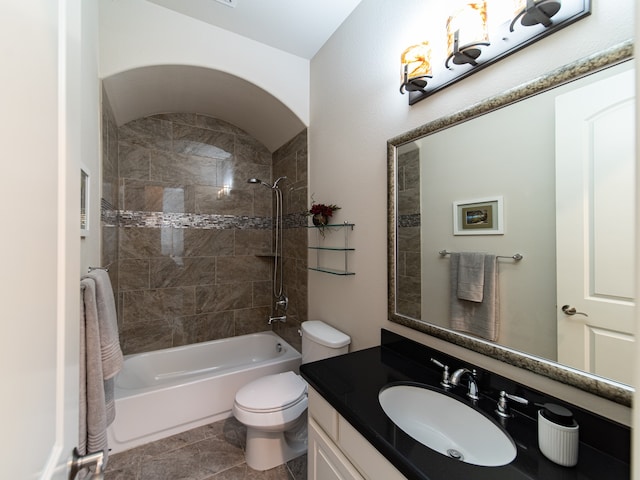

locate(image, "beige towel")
(456, 252), (486, 302)
(450, 253), (499, 341)
(79, 269), (123, 473)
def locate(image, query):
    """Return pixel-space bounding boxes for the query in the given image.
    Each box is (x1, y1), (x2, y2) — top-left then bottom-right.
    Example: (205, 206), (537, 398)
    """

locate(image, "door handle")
(561, 305), (588, 317)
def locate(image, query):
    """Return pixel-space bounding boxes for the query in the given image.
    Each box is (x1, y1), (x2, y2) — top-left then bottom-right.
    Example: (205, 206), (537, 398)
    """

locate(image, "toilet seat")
(235, 371), (307, 413)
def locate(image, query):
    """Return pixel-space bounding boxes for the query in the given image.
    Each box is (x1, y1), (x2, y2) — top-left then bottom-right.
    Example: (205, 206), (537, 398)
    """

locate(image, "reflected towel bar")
(88, 262), (114, 273)
(438, 250), (523, 261)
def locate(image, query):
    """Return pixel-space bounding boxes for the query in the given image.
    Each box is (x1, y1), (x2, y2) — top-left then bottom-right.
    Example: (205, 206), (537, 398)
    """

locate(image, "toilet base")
(245, 413), (308, 471)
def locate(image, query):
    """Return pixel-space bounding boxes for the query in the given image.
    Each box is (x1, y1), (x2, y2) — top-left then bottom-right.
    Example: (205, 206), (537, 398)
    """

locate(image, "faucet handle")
(430, 358), (452, 389)
(496, 390), (529, 418)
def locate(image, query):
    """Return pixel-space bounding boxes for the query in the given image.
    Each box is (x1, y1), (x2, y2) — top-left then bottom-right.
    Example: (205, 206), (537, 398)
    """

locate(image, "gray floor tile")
(105, 418), (305, 480)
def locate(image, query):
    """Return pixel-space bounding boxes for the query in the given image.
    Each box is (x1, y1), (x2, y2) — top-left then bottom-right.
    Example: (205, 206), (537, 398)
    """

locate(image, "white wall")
(98, 0), (309, 127)
(80, 0), (102, 274)
(309, 0), (634, 422)
(633, 2), (640, 475)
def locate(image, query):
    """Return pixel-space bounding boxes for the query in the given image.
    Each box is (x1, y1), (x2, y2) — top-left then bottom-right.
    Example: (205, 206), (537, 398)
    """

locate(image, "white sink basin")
(379, 384), (516, 467)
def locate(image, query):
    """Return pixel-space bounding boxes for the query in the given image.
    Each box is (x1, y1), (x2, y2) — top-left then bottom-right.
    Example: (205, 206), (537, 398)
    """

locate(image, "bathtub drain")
(447, 449), (464, 461)
(276, 342), (283, 353)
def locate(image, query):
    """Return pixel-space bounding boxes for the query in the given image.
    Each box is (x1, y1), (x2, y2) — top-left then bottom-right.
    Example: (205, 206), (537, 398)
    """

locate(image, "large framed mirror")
(388, 41), (634, 406)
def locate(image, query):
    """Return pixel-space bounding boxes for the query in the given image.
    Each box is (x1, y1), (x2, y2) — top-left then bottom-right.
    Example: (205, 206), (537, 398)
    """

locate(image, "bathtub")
(107, 331), (301, 454)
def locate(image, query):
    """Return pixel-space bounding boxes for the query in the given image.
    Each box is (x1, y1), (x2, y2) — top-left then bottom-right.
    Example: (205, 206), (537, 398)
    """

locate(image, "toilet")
(232, 321), (351, 471)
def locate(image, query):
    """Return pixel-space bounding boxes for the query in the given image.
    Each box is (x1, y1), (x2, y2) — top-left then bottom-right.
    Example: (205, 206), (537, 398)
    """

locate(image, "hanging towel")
(450, 253), (499, 341)
(79, 269), (123, 472)
(456, 252), (486, 302)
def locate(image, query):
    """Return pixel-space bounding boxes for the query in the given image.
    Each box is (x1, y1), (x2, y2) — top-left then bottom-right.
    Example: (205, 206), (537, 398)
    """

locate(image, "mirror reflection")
(389, 43), (634, 404)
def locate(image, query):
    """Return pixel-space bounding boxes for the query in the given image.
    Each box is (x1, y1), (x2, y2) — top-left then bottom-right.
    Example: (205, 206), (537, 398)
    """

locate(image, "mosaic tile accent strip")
(101, 201), (308, 230)
(399, 213), (421, 228)
(117, 210), (271, 229)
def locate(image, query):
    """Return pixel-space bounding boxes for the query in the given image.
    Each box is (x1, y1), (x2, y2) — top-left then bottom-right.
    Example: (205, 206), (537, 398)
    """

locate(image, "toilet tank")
(301, 321), (351, 364)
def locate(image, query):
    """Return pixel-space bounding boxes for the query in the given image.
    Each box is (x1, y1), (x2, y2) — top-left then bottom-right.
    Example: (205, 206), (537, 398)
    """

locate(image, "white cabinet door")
(308, 419), (365, 480)
(555, 65), (636, 385)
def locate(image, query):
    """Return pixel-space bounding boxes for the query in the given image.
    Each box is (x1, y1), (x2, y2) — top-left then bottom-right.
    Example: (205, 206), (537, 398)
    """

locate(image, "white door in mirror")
(555, 65), (636, 386)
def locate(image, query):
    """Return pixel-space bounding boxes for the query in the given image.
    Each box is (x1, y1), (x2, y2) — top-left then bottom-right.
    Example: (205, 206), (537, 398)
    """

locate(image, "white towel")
(79, 269), (123, 473)
(450, 253), (499, 341)
(456, 252), (486, 302)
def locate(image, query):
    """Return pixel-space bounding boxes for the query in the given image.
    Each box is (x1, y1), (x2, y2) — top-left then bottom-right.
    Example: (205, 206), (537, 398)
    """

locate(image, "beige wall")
(99, 0), (309, 127)
(309, 0), (634, 423)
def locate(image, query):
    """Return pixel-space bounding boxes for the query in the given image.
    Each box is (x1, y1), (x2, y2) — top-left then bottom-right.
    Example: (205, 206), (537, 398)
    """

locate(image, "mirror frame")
(387, 40), (634, 407)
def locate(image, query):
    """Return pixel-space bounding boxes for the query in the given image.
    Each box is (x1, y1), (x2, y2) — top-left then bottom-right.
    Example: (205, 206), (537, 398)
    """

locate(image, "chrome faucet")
(450, 368), (479, 401)
(268, 315), (287, 325)
(430, 358), (452, 389)
(496, 390), (528, 418)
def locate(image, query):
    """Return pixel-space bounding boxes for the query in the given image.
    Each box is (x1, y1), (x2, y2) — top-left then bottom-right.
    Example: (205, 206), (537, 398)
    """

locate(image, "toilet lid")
(235, 371), (307, 413)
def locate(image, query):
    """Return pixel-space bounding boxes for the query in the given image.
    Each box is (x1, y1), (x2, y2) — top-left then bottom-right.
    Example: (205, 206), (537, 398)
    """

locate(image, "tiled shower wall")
(396, 146), (421, 319)
(101, 86), (119, 295)
(271, 133), (309, 348)
(101, 94), (308, 355)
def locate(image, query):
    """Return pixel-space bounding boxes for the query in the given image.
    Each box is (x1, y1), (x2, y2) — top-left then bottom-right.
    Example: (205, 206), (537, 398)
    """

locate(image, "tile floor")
(104, 417), (307, 480)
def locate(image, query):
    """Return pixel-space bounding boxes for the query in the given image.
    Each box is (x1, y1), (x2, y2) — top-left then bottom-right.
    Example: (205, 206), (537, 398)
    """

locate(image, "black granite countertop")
(300, 330), (630, 480)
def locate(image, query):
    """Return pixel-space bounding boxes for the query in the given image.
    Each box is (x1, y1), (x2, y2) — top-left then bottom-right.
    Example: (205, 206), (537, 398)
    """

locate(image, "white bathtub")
(107, 331), (301, 453)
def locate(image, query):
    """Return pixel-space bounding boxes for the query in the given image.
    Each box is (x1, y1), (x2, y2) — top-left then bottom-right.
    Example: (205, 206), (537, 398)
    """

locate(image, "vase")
(312, 214), (329, 226)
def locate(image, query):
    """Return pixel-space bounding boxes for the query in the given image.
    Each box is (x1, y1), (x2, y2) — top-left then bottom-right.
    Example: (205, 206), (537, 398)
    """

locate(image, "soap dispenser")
(537, 403), (579, 467)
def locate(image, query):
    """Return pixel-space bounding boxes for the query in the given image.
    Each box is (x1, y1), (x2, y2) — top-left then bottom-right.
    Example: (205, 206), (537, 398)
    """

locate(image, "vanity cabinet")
(308, 419), (364, 480)
(308, 387), (406, 480)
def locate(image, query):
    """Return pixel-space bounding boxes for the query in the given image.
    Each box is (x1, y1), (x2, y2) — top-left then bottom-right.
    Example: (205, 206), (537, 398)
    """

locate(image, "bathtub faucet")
(268, 315), (287, 325)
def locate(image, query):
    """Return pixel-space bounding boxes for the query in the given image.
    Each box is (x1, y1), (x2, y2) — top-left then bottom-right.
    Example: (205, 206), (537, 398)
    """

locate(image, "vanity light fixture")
(400, 42), (433, 93)
(400, 0), (591, 105)
(445, 2), (490, 69)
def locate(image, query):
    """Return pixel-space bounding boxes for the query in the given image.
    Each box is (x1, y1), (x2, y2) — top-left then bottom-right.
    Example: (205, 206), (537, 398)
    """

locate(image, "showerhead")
(247, 177), (287, 189)
(247, 178), (270, 188)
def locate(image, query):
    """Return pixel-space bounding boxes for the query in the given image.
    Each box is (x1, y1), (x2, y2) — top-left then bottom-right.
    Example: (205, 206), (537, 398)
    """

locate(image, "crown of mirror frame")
(400, 0), (591, 104)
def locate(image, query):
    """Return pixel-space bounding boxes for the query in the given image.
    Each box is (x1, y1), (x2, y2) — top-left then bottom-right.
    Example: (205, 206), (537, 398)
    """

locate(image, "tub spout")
(268, 315), (287, 325)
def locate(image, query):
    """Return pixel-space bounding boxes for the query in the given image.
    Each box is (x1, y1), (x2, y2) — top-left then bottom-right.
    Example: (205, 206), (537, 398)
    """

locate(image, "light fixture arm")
(445, 30), (490, 69)
(510, 0), (561, 32)
(400, 64), (432, 94)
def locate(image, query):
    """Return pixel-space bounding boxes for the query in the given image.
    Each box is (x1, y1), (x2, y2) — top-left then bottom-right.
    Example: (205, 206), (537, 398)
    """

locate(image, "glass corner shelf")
(308, 267), (356, 276)
(307, 222), (355, 229)
(308, 222), (355, 275)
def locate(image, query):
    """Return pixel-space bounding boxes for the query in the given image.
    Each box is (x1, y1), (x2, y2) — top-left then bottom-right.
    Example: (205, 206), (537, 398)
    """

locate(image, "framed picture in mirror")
(453, 196), (503, 235)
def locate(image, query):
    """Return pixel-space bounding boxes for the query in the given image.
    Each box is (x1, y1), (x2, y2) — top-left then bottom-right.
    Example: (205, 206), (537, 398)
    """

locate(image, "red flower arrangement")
(307, 202), (341, 227)
(309, 203), (340, 217)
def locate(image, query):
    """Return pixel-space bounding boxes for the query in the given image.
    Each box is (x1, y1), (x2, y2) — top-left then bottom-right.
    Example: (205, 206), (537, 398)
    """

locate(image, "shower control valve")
(276, 295), (289, 311)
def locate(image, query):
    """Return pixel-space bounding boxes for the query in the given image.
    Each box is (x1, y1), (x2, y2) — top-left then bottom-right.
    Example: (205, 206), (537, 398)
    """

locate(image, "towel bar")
(439, 250), (523, 261)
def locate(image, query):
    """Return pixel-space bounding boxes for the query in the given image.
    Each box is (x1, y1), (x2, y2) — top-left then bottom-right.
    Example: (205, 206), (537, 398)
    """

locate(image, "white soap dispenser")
(537, 403), (579, 467)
